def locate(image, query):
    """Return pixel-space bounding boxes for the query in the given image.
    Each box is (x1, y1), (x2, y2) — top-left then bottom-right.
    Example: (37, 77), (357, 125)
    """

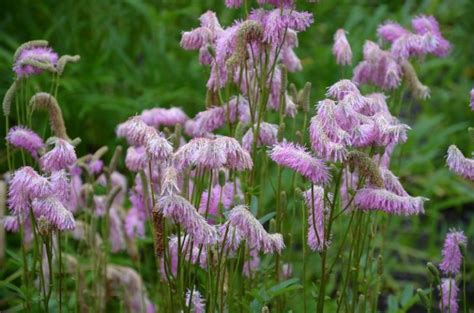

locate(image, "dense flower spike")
(125, 146), (147, 172)
(141, 107), (188, 128)
(6, 126), (44, 157)
(411, 15), (450, 57)
(185, 288), (206, 313)
(157, 194), (217, 245)
(439, 279), (459, 313)
(145, 131), (173, 161)
(446, 145), (474, 181)
(303, 186), (329, 251)
(354, 188), (426, 215)
(40, 138), (77, 172)
(332, 29), (352, 65)
(227, 205), (284, 254)
(32, 196), (76, 230)
(117, 116), (150, 146)
(242, 122), (278, 151)
(270, 142), (330, 185)
(377, 21), (409, 42)
(13, 43), (58, 77)
(439, 230), (467, 275)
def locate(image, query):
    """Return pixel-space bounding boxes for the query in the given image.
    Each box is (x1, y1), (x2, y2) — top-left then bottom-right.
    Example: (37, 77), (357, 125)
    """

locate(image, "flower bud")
(416, 288), (429, 307)
(426, 262), (440, 285)
(376, 255), (384, 275)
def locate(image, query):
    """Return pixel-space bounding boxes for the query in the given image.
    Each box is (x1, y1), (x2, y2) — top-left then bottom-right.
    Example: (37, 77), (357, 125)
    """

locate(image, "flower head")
(40, 138), (77, 172)
(377, 21), (410, 43)
(439, 229), (467, 275)
(125, 146), (147, 172)
(303, 186), (329, 251)
(446, 145), (474, 181)
(141, 107), (188, 128)
(242, 122), (278, 151)
(439, 278), (459, 313)
(411, 15), (450, 57)
(6, 126), (44, 157)
(185, 288), (206, 313)
(354, 187), (426, 215)
(13, 44), (58, 77)
(332, 29), (352, 66)
(32, 196), (76, 230)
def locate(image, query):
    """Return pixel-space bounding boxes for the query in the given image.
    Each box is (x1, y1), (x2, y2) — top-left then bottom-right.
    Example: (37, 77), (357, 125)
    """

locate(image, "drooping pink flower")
(8, 166), (52, 214)
(218, 222), (243, 255)
(281, 46), (302, 72)
(411, 15), (450, 57)
(116, 116), (150, 146)
(309, 116), (348, 162)
(225, 0), (243, 8)
(141, 107), (188, 128)
(270, 142), (330, 185)
(2, 215), (20, 232)
(332, 29), (352, 66)
(216, 136), (253, 171)
(40, 138), (77, 172)
(439, 229), (467, 275)
(50, 170), (71, 203)
(125, 207), (146, 238)
(6, 126), (44, 157)
(242, 122), (278, 152)
(199, 181), (241, 220)
(470, 88), (474, 111)
(32, 196), (76, 230)
(227, 205), (285, 254)
(439, 278), (459, 313)
(304, 186), (329, 251)
(354, 187), (426, 215)
(380, 168), (409, 197)
(109, 207), (126, 252)
(158, 194), (217, 245)
(125, 146), (147, 172)
(88, 159), (104, 174)
(185, 288), (206, 313)
(326, 79), (361, 101)
(145, 131), (173, 161)
(377, 21), (410, 43)
(13, 45), (58, 77)
(446, 145), (474, 181)
(391, 33), (438, 60)
(242, 248), (260, 278)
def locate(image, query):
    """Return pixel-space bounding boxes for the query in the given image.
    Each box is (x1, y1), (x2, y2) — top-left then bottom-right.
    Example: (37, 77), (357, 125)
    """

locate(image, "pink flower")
(2, 215), (20, 232)
(125, 146), (147, 172)
(439, 229), (467, 275)
(13, 45), (58, 77)
(269, 142), (330, 185)
(225, 0), (243, 8)
(412, 15), (450, 57)
(326, 79), (360, 101)
(227, 205), (285, 254)
(470, 88), (474, 111)
(332, 29), (352, 66)
(242, 122), (278, 152)
(32, 196), (76, 230)
(50, 170), (71, 203)
(109, 207), (125, 252)
(145, 131), (173, 161)
(309, 116), (348, 162)
(40, 138), (77, 172)
(125, 207), (146, 239)
(242, 248), (260, 278)
(304, 186), (329, 251)
(158, 194), (217, 245)
(439, 278), (459, 313)
(6, 126), (44, 157)
(199, 182), (241, 220)
(185, 288), (206, 313)
(216, 136), (253, 171)
(391, 33), (438, 60)
(380, 168), (409, 197)
(446, 145), (474, 181)
(117, 116), (150, 146)
(141, 107), (188, 128)
(354, 187), (427, 215)
(377, 21), (410, 43)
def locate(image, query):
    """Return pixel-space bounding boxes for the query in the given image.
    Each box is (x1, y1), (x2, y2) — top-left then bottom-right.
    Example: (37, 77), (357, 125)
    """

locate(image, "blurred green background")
(1, 0), (473, 310)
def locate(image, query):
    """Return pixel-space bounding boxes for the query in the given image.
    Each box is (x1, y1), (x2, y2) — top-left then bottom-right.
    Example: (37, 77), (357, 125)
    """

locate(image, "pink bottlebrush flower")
(140, 107), (188, 128)
(380, 168), (409, 197)
(13, 45), (58, 77)
(225, 0), (243, 8)
(377, 21), (410, 43)
(270, 142), (331, 185)
(2, 215), (20, 232)
(227, 96), (251, 124)
(359, 93), (390, 116)
(158, 194), (217, 245)
(216, 136), (253, 171)
(161, 166), (180, 196)
(470, 88), (474, 111)
(88, 159), (104, 174)
(439, 278), (459, 313)
(199, 181), (241, 220)
(40, 138), (77, 172)
(412, 15), (450, 57)
(181, 27), (213, 50)
(185, 288), (206, 313)
(117, 116), (150, 146)
(326, 79), (361, 101)
(391, 33), (438, 60)
(94, 195), (106, 216)
(439, 229), (467, 275)
(125, 207), (146, 238)
(354, 188), (427, 215)
(227, 205), (285, 254)
(315, 100), (352, 143)
(372, 114), (410, 146)
(192, 139), (227, 170)
(32, 196), (76, 230)
(259, 0), (294, 7)
(353, 41), (402, 90)
(97, 171), (128, 206)
(310, 116), (348, 162)
(281, 47), (302, 72)
(199, 11), (223, 34)
(191, 106), (226, 136)
(125, 146), (147, 172)
(304, 186), (329, 251)
(242, 122), (278, 152)
(218, 222), (244, 255)
(447, 145), (474, 181)
(6, 126), (44, 157)
(8, 166), (52, 214)
(145, 131), (173, 161)
(332, 29), (352, 66)
(242, 248), (260, 278)
(174, 138), (211, 169)
(109, 207), (126, 252)
(50, 170), (70, 203)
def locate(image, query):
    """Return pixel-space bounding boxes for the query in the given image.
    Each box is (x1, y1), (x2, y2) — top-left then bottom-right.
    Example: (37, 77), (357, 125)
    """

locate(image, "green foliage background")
(0, 0), (473, 311)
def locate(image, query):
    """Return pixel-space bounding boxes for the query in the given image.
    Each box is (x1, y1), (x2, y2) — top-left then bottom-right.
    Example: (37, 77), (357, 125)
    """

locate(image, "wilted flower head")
(439, 229), (467, 275)
(355, 187), (426, 215)
(6, 126), (44, 157)
(13, 42), (58, 77)
(158, 194), (217, 245)
(40, 138), (77, 172)
(446, 145), (474, 181)
(227, 205), (284, 254)
(439, 278), (459, 313)
(332, 29), (352, 65)
(270, 142), (330, 185)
